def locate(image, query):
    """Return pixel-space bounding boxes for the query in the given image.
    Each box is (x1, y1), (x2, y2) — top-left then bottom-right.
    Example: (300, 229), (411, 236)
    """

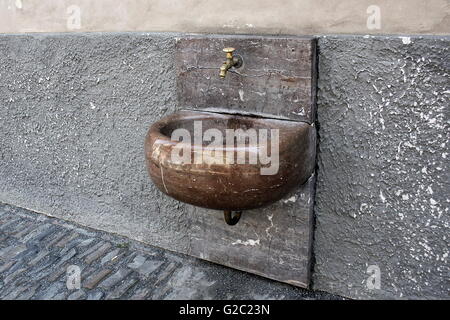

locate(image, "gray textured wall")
(0, 33), (188, 252)
(314, 36), (449, 299)
(0, 32), (448, 299)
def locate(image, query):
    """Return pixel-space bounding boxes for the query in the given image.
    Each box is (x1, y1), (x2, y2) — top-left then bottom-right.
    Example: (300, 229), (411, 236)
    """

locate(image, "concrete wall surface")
(314, 36), (449, 299)
(0, 0), (449, 35)
(0, 32), (448, 299)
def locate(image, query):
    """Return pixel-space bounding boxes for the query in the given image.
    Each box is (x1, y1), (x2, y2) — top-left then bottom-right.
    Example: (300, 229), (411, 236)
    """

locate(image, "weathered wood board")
(175, 34), (317, 123)
(187, 175), (316, 288)
(176, 34), (317, 288)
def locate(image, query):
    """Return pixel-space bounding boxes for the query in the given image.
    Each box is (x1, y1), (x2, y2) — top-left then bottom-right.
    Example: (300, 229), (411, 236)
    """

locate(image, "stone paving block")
(53, 292), (67, 300)
(83, 269), (112, 290)
(17, 245), (40, 261)
(29, 255), (60, 279)
(0, 218), (10, 228)
(0, 260), (16, 273)
(3, 267), (27, 284)
(0, 244), (27, 261)
(16, 285), (40, 300)
(86, 290), (104, 300)
(2, 286), (27, 300)
(29, 228), (56, 245)
(4, 258), (25, 275)
(44, 230), (66, 247)
(0, 218), (21, 231)
(100, 248), (121, 265)
(135, 260), (164, 278)
(130, 288), (150, 300)
(77, 241), (105, 259)
(40, 282), (64, 300)
(28, 249), (50, 266)
(0, 232), (9, 243)
(58, 237), (83, 255)
(46, 264), (68, 282)
(77, 238), (95, 248)
(53, 248), (77, 270)
(105, 278), (138, 299)
(14, 224), (38, 239)
(99, 268), (132, 289)
(154, 262), (178, 286)
(72, 227), (96, 237)
(127, 255), (146, 269)
(55, 232), (78, 247)
(151, 285), (171, 300)
(8, 220), (30, 234)
(84, 243), (112, 264)
(67, 290), (86, 300)
(21, 224), (53, 243)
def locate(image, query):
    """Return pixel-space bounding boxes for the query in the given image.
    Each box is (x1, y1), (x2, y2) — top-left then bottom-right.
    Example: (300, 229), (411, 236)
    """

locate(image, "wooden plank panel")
(175, 34), (317, 123)
(177, 34), (317, 287)
(187, 175), (316, 288)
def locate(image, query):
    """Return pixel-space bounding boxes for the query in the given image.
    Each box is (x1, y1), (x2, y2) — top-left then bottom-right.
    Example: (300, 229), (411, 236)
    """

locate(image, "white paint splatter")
(283, 196), (297, 203)
(379, 190), (386, 203)
(238, 89), (244, 102)
(395, 141), (402, 160)
(15, 0), (22, 9)
(265, 213), (274, 237)
(89, 102), (96, 109)
(380, 117), (385, 130)
(232, 239), (260, 246)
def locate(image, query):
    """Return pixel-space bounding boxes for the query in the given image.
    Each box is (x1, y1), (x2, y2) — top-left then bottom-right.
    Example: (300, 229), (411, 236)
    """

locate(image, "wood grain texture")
(175, 34), (317, 123)
(187, 175), (316, 288)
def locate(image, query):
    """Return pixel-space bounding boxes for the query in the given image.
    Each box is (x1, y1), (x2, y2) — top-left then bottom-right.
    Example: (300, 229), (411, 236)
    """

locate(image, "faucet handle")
(223, 47), (235, 58)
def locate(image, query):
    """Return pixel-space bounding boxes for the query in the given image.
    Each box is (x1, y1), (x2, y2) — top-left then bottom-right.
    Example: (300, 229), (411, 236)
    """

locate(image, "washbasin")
(145, 110), (316, 223)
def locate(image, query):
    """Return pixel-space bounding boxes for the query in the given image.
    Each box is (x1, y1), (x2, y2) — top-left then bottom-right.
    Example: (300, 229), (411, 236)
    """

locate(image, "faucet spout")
(219, 60), (233, 78)
(219, 47), (242, 79)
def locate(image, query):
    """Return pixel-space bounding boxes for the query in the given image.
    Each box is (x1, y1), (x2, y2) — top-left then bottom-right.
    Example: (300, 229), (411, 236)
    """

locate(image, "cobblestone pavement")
(0, 203), (341, 300)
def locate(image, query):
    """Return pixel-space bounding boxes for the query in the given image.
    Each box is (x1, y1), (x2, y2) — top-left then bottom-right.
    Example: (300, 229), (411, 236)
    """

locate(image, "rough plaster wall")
(314, 35), (449, 299)
(0, 33), (448, 299)
(0, 32), (192, 251)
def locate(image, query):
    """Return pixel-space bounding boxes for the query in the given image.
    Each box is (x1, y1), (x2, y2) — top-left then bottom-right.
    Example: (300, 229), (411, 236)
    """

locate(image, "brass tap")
(219, 47), (243, 78)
